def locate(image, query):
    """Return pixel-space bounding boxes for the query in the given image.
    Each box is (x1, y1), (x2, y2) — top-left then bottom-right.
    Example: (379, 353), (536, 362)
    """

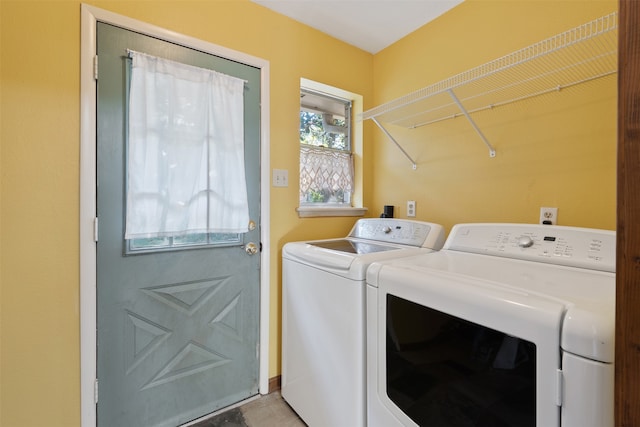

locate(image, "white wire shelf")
(360, 12), (618, 166)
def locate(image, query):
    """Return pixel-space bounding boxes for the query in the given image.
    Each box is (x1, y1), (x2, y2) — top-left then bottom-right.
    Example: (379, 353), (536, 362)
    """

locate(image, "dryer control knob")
(518, 236), (534, 248)
(383, 226), (392, 234)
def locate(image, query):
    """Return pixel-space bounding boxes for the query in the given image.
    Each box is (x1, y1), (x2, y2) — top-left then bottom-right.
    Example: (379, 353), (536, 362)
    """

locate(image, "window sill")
(296, 206), (368, 218)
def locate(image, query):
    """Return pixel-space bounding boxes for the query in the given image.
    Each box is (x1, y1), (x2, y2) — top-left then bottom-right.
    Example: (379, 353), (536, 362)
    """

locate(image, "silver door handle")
(244, 242), (258, 255)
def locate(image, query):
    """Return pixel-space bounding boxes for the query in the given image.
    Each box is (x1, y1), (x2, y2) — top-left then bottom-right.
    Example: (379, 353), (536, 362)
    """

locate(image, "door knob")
(244, 242), (258, 255)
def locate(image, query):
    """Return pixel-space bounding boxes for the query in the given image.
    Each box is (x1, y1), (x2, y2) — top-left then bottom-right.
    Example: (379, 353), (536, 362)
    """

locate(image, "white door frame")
(80, 4), (271, 426)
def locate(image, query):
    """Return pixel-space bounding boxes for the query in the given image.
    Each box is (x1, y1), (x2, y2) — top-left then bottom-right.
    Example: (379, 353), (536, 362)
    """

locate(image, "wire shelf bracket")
(371, 117), (418, 169)
(447, 89), (496, 158)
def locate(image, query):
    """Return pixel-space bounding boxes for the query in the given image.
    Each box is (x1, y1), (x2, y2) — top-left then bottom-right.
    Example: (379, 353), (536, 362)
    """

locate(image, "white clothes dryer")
(366, 223), (615, 427)
(281, 218), (446, 427)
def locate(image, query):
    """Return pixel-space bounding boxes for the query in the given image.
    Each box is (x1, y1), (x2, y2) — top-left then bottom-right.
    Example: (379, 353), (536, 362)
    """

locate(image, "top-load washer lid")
(282, 219), (445, 281)
(307, 239), (398, 254)
(367, 223), (616, 363)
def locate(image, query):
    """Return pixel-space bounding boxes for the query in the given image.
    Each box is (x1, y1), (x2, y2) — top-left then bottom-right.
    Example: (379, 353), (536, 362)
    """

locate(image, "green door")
(96, 23), (261, 427)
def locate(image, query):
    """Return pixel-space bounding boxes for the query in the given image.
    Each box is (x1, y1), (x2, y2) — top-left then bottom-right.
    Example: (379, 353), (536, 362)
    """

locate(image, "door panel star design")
(124, 277), (245, 391)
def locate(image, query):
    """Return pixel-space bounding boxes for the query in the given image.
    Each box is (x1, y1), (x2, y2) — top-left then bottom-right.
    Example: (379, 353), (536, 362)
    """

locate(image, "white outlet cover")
(540, 207), (558, 225)
(407, 200), (416, 217)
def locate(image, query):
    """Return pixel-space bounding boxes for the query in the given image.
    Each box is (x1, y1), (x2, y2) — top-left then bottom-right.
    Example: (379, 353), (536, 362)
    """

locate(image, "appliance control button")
(518, 236), (534, 248)
(383, 226), (392, 234)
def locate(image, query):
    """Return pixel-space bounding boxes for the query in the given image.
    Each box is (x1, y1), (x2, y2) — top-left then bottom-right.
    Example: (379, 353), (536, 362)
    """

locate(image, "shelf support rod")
(447, 89), (496, 158)
(371, 117), (418, 169)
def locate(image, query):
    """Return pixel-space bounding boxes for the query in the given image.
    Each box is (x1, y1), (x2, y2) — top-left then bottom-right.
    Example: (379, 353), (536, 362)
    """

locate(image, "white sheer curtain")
(125, 51), (249, 239)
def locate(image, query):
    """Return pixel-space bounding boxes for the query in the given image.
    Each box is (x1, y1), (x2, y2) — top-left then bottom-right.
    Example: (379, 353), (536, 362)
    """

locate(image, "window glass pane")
(128, 233), (241, 254)
(300, 89), (350, 150)
(173, 234), (208, 246)
(300, 88), (353, 206)
(129, 236), (172, 250)
(300, 111), (347, 150)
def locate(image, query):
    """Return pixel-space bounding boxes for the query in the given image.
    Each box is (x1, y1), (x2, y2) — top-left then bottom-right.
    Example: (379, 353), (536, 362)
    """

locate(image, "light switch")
(273, 169), (288, 187)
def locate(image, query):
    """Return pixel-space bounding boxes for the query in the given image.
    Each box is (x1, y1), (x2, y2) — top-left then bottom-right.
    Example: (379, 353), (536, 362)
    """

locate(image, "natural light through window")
(299, 89), (353, 206)
(297, 79), (367, 218)
(126, 51), (248, 252)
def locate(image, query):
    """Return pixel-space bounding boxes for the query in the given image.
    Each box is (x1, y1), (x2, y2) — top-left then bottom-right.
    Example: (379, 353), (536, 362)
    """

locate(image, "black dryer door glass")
(386, 294), (537, 427)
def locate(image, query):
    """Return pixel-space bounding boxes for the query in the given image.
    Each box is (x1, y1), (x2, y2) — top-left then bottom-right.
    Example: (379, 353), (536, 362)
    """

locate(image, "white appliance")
(281, 218), (446, 427)
(366, 223), (615, 427)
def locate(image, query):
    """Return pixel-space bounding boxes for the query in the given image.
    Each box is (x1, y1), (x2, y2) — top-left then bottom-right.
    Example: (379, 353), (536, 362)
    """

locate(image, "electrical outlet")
(540, 207), (558, 225)
(407, 200), (416, 217)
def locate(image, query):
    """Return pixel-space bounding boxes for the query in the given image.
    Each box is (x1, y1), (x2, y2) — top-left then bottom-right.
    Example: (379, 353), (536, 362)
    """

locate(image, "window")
(299, 89), (353, 206)
(128, 233), (241, 254)
(125, 51), (248, 253)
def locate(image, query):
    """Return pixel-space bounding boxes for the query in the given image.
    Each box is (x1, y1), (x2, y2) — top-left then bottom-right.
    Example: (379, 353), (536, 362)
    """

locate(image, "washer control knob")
(517, 236), (534, 248)
(383, 226), (392, 234)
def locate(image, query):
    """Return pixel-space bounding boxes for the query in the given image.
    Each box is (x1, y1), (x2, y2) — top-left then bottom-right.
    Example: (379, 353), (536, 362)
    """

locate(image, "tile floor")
(187, 391), (306, 427)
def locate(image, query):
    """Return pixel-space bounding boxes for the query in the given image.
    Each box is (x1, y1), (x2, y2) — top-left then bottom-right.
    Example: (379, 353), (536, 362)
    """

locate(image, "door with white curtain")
(96, 23), (261, 427)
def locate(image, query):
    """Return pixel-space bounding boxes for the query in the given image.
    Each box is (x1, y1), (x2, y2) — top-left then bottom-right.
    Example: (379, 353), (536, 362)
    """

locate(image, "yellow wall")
(370, 0), (617, 231)
(0, 0), (619, 426)
(0, 1), (372, 425)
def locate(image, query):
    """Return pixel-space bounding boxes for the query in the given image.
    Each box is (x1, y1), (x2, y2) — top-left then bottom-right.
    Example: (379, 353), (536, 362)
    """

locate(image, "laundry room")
(0, 0), (632, 426)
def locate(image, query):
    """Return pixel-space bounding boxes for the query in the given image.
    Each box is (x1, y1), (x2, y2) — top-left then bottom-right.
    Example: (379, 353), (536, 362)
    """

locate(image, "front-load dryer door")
(373, 266), (566, 427)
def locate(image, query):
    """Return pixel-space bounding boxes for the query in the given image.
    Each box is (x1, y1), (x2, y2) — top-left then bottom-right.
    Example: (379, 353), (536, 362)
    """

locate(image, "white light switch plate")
(272, 169), (288, 187)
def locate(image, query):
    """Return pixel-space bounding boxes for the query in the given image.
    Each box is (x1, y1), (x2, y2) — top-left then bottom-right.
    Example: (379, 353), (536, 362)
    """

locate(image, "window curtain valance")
(125, 51), (249, 239)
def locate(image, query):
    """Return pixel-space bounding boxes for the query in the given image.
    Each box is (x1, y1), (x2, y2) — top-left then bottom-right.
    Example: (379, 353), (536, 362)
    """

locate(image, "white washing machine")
(366, 223), (616, 427)
(281, 218), (446, 427)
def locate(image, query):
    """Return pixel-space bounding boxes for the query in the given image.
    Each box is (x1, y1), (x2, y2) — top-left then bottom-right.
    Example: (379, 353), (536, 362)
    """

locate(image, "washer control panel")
(445, 223), (616, 272)
(349, 218), (445, 249)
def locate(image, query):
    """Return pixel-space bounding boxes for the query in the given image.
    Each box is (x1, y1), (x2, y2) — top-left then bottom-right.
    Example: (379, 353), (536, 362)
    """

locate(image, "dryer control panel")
(444, 223), (616, 272)
(349, 219), (445, 250)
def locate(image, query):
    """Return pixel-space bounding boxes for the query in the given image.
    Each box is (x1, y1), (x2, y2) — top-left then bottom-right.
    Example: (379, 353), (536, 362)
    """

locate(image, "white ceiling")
(251, 0), (464, 54)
